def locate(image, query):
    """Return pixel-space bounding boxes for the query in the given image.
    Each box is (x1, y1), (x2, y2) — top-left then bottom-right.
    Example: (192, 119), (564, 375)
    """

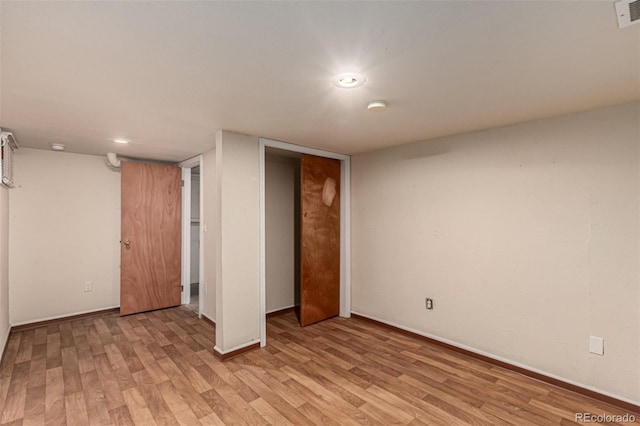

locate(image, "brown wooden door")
(120, 162), (182, 316)
(300, 155), (340, 326)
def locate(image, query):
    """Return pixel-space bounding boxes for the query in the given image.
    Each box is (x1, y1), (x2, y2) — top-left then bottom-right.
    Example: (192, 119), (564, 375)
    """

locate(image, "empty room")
(0, 1), (638, 425)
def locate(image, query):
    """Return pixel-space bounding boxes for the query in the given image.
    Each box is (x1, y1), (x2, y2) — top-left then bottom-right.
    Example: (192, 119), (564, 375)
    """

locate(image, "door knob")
(122, 239), (131, 246)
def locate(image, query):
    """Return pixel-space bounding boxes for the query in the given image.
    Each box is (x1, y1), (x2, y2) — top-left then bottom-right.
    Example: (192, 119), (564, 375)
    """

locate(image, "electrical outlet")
(425, 298), (433, 310)
(84, 281), (92, 292)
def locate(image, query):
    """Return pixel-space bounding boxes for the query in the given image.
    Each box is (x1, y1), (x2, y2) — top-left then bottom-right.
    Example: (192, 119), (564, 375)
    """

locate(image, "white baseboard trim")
(266, 305), (294, 315)
(351, 310), (640, 407)
(201, 313), (216, 324)
(264, 306), (357, 317)
(11, 305), (120, 327)
(214, 338), (261, 356)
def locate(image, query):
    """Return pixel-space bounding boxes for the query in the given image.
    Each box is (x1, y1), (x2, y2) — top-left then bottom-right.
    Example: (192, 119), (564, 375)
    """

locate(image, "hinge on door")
(181, 285), (184, 292)
(181, 180), (184, 187)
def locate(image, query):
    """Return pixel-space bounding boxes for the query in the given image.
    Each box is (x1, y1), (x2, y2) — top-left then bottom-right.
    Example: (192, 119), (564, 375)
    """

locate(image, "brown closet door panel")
(120, 162), (182, 316)
(300, 155), (340, 326)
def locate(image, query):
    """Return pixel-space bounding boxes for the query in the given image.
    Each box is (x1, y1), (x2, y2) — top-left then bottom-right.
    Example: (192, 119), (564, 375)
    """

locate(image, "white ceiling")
(1, 1), (638, 162)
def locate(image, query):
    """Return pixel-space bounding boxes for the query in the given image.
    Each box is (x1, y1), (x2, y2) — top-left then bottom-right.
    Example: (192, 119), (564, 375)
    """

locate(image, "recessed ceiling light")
(367, 100), (387, 111)
(331, 72), (366, 89)
(50, 143), (66, 151)
(113, 138), (129, 144)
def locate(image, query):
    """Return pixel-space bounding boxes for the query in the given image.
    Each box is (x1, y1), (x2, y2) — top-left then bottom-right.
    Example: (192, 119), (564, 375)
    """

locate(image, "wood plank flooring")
(0, 306), (636, 425)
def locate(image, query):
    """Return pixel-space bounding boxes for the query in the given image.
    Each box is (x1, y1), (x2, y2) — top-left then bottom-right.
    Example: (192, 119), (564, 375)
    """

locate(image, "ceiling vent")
(615, 0), (640, 28)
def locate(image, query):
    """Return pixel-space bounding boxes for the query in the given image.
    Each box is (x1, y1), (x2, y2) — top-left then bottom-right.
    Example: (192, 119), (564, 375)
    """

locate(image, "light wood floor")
(0, 307), (636, 425)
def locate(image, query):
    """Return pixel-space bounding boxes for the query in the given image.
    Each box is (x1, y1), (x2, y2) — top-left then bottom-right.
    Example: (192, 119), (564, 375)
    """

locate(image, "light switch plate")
(589, 336), (604, 355)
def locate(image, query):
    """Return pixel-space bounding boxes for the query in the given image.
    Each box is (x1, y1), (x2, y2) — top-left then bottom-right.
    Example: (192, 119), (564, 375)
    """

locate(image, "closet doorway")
(188, 167), (201, 312)
(180, 156), (203, 316)
(260, 139), (351, 346)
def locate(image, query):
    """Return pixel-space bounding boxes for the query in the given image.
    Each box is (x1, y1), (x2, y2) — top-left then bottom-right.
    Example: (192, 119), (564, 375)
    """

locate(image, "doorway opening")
(180, 156), (203, 316)
(259, 138), (351, 347)
(189, 166), (201, 312)
(265, 148), (342, 327)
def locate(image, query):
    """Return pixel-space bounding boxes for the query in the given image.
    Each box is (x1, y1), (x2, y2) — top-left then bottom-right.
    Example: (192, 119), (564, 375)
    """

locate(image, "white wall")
(9, 148), (120, 325)
(0, 187), (9, 356)
(201, 149), (216, 322)
(351, 102), (640, 403)
(265, 154), (297, 313)
(215, 131), (260, 352)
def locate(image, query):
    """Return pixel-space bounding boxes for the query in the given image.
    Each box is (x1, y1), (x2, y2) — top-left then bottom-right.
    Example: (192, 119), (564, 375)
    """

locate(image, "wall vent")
(0, 130), (19, 188)
(615, 0), (640, 28)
